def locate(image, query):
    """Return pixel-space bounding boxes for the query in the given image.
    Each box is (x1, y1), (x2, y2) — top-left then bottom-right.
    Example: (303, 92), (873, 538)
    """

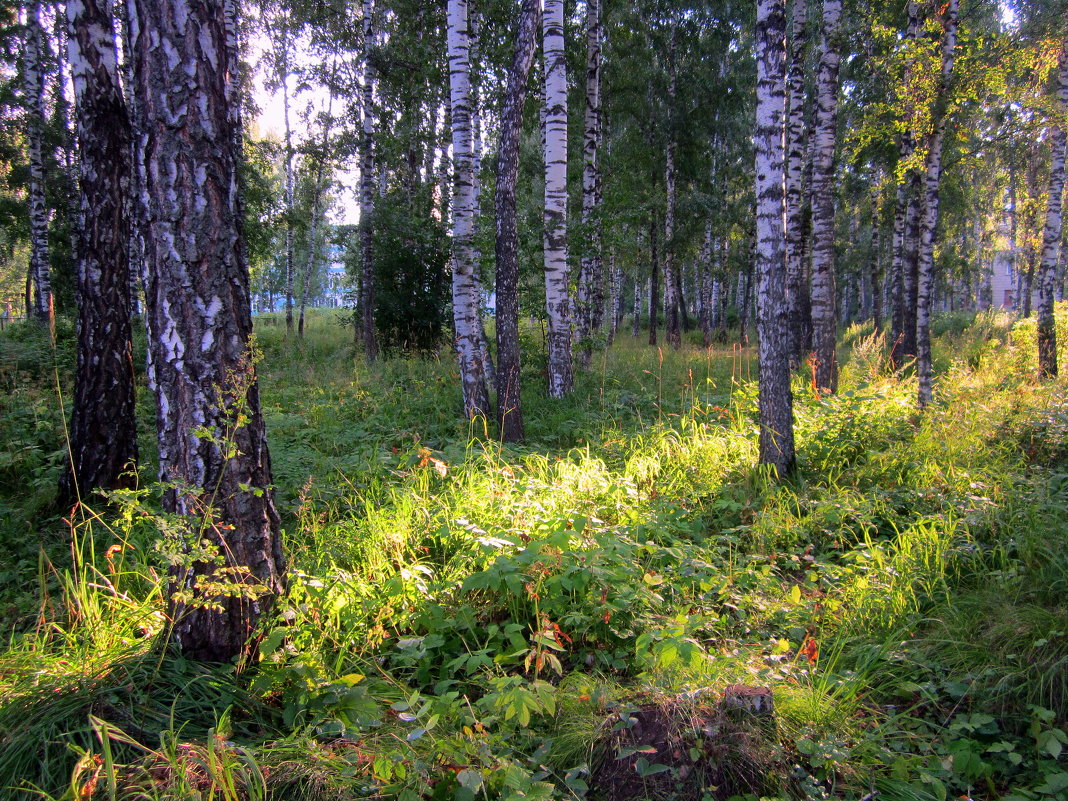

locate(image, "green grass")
(2, 307), (1068, 800)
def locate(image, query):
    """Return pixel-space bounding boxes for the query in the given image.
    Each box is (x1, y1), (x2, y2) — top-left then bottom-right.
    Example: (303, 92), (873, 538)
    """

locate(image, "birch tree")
(22, 0), (51, 324)
(129, 0), (286, 661)
(494, 0), (539, 442)
(784, 0), (808, 366)
(447, 0), (489, 418)
(808, 0), (842, 394)
(576, 0), (603, 367)
(915, 0), (959, 407)
(755, 0), (795, 477)
(1037, 39), (1068, 378)
(663, 23), (681, 350)
(59, 0), (137, 502)
(360, 0), (378, 360)
(542, 0), (573, 397)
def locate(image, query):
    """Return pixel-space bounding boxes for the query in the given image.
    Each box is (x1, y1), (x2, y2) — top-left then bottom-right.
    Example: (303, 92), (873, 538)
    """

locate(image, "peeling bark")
(1037, 39), (1068, 378)
(130, 0), (286, 662)
(60, 0), (138, 503)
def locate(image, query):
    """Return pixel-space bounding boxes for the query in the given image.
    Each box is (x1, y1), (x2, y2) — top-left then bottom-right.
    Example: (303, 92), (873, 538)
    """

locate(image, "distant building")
(990, 250), (1038, 312)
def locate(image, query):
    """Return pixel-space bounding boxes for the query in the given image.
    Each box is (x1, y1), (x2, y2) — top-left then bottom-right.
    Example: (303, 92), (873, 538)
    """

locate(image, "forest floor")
(1, 309), (1067, 801)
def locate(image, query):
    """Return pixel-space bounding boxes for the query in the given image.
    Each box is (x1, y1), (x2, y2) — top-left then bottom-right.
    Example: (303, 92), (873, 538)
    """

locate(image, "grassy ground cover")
(1, 309), (1067, 801)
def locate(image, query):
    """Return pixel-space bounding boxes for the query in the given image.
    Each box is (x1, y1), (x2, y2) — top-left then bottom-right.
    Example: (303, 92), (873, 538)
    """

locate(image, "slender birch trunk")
(870, 178), (883, 331)
(279, 26), (295, 329)
(130, 0), (285, 661)
(494, 0), (538, 442)
(808, 0), (841, 393)
(543, 0), (573, 396)
(576, 0), (602, 367)
(755, 0), (795, 477)
(700, 221), (713, 345)
(448, 0), (489, 418)
(359, 0), (378, 360)
(663, 24), (681, 350)
(298, 85), (334, 338)
(632, 268), (642, 337)
(648, 211), (660, 346)
(468, 10), (495, 387)
(23, 0), (52, 324)
(1037, 40), (1068, 378)
(915, 0), (959, 407)
(60, 0), (138, 503)
(785, 0), (808, 366)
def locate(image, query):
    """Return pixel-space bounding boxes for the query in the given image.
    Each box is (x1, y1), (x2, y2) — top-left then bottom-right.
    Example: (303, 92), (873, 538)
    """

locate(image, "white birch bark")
(23, 0), (52, 323)
(448, 0), (489, 418)
(755, 0), (795, 477)
(808, 0), (841, 394)
(360, 0), (378, 360)
(663, 23), (681, 350)
(915, 0), (959, 407)
(543, 0), (572, 396)
(1038, 39), (1068, 378)
(576, 0), (602, 366)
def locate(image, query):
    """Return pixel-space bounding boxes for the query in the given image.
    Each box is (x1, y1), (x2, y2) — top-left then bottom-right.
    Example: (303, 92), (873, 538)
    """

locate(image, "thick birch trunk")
(915, 0), (959, 407)
(493, 0), (538, 442)
(700, 221), (713, 345)
(360, 0), (378, 360)
(1037, 40), (1068, 378)
(576, 0), (602, 367)
(118, 0), (144, 316)
(23, 0), (52, 324)
(60, 0), (138, 503)
(755, 0), (795, 477)
(784, 0), (808, 366)
(130, 0), (285, 662)
(468, 10), (495, 388)
(448, 0), (490, 418)
(808, 0), (841, 394)
(542, 0), (573, 397)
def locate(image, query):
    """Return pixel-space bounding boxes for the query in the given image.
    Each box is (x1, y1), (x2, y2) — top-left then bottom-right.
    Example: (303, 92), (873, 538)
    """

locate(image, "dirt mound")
(590, 686), (781, 801)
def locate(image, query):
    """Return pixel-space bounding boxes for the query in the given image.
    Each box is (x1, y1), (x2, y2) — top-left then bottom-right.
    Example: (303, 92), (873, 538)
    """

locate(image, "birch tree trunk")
(23, 0), (52, 324)
(915, 0), (959, 408)
(448, 0), (490, 418)
(663, 24), (681, 350)
(468, 10), (495, 388)
(130, 0), (285, 662)
(784, 0), (808, 366)
(298, 84), (335, 338)
(360, 0), (379, 360)
(648, 211), (660, 346)
(755, 0), (795, 477)
(494, 0), (538, 442)
(808, 0), (841, 394)
(118, 0), (144, 316)
(700, 221), (713, 345)
(279, 25), (295, 329)
(576, 0), (603, 367)
(60, 0), (138, 503)
(632, 269), (642, 337)
(870, 179), (883, 331)
(543, 0), (573, 397)
(1037, 39), (1068, 378)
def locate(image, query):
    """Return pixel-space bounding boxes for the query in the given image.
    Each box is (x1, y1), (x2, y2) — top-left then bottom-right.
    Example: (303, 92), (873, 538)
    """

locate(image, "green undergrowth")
(2, 309), (1068, 800)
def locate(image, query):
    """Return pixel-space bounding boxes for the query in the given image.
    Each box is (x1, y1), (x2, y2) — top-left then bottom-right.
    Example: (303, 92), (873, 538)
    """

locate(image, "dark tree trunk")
(60, 0), (138, 504)
(130, 0), (286, 662)
(23, 0), (52, 324)
(494, 0), (539, 442)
